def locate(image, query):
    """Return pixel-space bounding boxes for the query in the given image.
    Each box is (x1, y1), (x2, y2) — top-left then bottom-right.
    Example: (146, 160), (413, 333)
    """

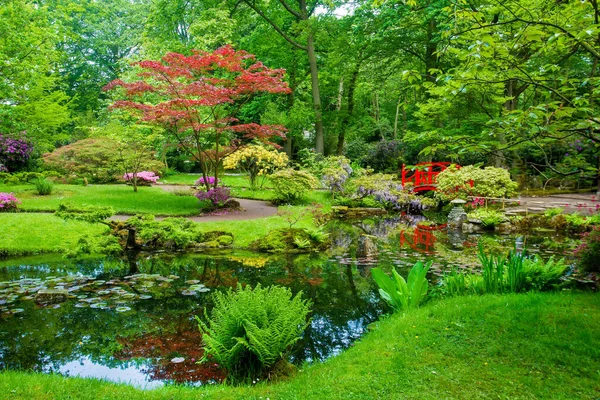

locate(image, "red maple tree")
(104, 45), (291, 188)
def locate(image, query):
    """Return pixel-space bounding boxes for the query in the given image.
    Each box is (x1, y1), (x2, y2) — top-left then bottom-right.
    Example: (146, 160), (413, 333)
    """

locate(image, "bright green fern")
(197, 284), (311, 383)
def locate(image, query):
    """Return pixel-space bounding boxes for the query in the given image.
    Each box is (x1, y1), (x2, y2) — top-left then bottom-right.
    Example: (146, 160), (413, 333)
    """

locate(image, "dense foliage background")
(1, 0), (599, 191)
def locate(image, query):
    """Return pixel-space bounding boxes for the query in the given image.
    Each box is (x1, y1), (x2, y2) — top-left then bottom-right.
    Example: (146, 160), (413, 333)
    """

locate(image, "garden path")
(504, 193), (599, 215)
(110, 184), (278, 222)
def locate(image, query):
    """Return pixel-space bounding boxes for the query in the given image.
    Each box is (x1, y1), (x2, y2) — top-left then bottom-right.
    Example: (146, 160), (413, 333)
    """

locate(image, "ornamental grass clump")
(33, 177), (53, 195)
(0, 192), (20, 212)
(197, 284), (311, 383)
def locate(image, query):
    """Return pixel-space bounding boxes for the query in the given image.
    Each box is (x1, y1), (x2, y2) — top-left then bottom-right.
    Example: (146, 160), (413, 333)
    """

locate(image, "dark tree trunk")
(337, 55), (361, 155)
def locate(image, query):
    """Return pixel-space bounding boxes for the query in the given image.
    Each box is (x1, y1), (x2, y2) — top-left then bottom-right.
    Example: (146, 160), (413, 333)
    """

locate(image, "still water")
(0, 217), (573, 388)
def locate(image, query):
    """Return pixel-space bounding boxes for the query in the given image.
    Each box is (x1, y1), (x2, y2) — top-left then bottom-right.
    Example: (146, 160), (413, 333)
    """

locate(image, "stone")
(34, 289), (69, 304)
(447, 200), (467, 229)
(462, 222), (483, 234)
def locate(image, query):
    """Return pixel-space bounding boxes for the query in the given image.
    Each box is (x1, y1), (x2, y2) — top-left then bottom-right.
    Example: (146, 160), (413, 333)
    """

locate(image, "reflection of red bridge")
(401, 162), (452, 192)
(399, 224), (446, 254)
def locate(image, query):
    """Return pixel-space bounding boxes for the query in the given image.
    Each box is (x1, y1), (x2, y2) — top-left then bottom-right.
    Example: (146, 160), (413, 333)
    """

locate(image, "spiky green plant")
(371, 261), (432, 312)
(477, 243), (526, 293)
(197, 284), (311, 383)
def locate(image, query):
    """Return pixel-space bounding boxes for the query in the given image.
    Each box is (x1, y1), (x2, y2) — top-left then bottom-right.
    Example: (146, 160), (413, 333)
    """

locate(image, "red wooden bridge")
(399, 224), (446, 254)
(401, 162), (452, 192)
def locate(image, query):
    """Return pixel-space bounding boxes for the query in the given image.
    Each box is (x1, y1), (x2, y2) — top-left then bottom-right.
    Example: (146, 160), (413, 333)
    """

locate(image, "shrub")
(33, 177), (53, 195)
(0, 192), (20, 211)
(269, 169), (318, 203)
(223, 145), (288, 189)
(197, 284), (311, 382)
(361, 139), (403, 172)
(441, 270), (485, 297)
(0, 132), (33, 172)
(435, 165), (518, 202)
(195, 176), (218, 187)
(43, 138), (164, 183)
(574, 226), (600, 273)
(195, 186), (231, 207)
(123, 171), (160, 185)
(371, 261), (432, 312)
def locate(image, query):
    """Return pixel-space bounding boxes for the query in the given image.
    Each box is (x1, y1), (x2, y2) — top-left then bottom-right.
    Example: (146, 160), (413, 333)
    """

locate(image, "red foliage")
(105, 45), (291, 188)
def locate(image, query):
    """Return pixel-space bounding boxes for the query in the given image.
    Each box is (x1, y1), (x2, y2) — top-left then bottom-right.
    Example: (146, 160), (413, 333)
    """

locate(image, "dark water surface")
(0, 217), (573, 388)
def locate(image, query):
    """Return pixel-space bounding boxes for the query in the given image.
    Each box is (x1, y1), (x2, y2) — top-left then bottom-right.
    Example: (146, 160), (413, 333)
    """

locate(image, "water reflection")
(0, 217), (574, 388)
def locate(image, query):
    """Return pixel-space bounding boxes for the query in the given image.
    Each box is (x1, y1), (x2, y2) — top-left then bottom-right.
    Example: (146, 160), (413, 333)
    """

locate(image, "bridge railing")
(401, 162), (453, 192)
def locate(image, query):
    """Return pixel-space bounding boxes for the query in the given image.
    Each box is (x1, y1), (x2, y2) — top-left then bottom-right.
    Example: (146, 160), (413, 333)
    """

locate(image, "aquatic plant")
(468, 208), (506, 229)
(477, 243), (525, 293)
(371, 261), (432, 312)
(197, 284), (311, 382)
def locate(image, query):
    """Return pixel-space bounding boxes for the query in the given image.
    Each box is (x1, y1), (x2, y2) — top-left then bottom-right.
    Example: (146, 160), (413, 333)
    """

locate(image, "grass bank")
(1, 292), (598, 399)
(0, 214), (108, 256)
(0, 184), (200, 216)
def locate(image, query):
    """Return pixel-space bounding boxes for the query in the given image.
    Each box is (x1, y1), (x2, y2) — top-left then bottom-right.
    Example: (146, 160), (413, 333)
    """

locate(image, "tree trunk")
(337, 55), (361, 155)
(307, 32), (324, 154)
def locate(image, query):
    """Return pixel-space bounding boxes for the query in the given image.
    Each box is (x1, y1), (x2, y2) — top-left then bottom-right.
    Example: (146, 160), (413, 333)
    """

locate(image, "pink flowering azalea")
(0, 192), (20, 211)
(195, 176), (218, 186)
(123, 171), (160, 184)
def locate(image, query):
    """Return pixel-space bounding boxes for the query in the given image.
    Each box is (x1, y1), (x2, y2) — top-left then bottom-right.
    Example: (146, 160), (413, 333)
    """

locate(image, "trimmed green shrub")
(269, 168), (318, 203)
(197, 284), (311, 382)
(467, 208), (506, 229)
(435, 165), (518, 202)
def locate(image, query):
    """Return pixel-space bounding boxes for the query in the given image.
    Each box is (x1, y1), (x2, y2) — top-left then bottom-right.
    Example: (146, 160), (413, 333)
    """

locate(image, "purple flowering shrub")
(0, 192), (20, 212)
(195, 186), (230, 207)
(339, 173), (434, 213)
(123, 171), (160, 185)
(195, 176), (218, 187)
(321, 156), (353, 195)
(0, 133), (33, 172)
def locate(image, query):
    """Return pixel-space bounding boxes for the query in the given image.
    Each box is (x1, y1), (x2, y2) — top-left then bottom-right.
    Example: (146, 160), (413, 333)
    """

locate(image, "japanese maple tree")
(104, 45), (290, 189)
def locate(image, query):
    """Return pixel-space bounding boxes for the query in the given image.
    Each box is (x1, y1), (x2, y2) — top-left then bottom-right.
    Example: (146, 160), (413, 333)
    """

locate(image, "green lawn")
(0, 184), (201, 216)
(159, 173), (274, 189)
(0, 213), (108, 256)
(1, 292), (598, 399)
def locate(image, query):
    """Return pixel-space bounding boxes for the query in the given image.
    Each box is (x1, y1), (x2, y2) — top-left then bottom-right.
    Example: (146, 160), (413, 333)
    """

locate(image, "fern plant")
(371, 261), (432, 312)
(197, 284), (311, 382)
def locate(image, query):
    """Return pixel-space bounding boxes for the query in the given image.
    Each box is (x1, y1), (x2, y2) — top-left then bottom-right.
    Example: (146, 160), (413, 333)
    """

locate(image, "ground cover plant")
(1, 293), (598, 399)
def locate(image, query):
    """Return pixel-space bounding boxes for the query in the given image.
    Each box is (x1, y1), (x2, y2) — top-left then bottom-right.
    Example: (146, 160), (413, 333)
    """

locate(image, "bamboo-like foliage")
(197, 284), (311, 382)
(371, 261), (432, 312)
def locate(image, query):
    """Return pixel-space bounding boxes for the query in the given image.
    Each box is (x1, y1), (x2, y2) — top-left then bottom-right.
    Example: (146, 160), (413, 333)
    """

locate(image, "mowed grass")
(0, 184), (201, 216)
(1, 292), (598, 399)
(0, 213), (108, 256)
(159, 173), (274, 189)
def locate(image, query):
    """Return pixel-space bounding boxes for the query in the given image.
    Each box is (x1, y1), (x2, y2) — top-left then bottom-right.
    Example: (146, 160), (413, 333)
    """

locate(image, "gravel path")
(504, 193), (599, 215)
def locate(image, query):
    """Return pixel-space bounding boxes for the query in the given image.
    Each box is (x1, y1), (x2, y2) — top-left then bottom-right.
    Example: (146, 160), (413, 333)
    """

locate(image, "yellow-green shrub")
(223, 144), (288, 189)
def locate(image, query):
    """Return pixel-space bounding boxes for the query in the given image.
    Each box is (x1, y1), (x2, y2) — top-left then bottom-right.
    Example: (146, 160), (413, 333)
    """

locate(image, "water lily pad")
(138, 294), (152, 300)
(185, 280), (200, 285)
(171, 357), (185, 363)
(90, 302), (108, 309)
(10, 308), (24, 314)
(97, 290), (110, 295)
(93, 280), (106, 286)
(74, 303), (88, 308)
(116, 306), (132, 312)
(181, 290), (197, 296)
(77, 295), (88, 300)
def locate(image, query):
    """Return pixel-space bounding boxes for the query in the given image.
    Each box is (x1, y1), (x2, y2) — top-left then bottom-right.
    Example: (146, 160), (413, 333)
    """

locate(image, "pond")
(0, 216), (576, 389)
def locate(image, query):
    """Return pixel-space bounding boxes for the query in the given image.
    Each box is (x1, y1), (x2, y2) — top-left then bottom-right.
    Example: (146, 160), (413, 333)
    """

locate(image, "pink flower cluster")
(0, 192), (20, 211)
(123, 171), (160, 183)
(195, 176), (218, 186)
